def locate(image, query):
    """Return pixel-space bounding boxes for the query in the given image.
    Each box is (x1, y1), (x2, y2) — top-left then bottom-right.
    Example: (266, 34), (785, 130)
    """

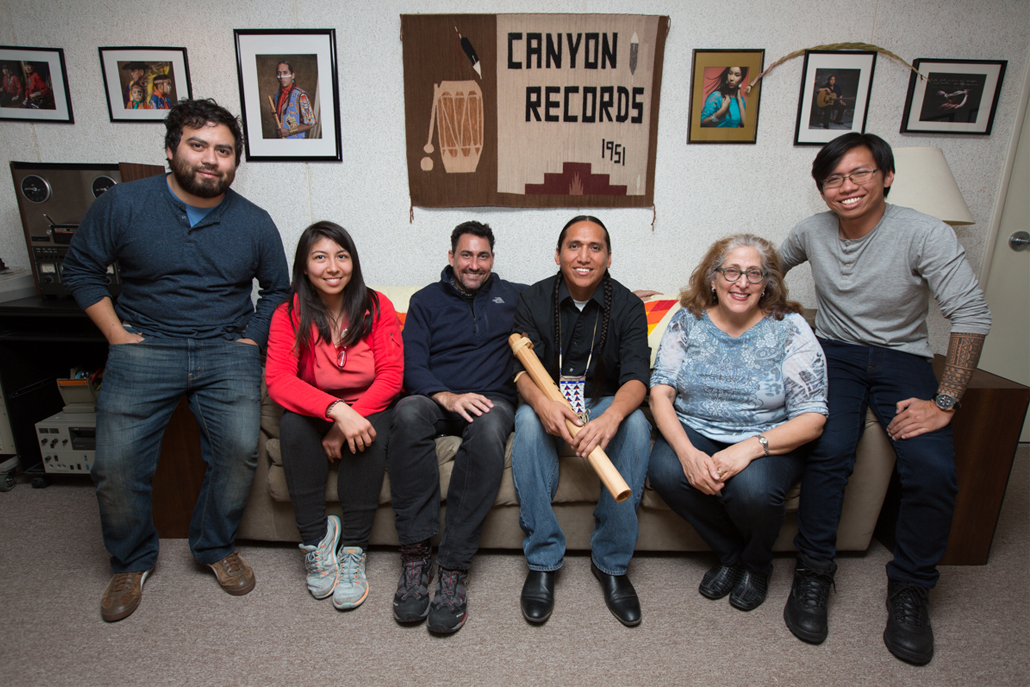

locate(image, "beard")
(170, 154), (235, 199)
(455, 269), (488, 293)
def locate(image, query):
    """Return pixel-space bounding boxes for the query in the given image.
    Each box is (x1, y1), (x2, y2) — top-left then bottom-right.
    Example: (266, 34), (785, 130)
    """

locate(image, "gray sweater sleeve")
(916, 223), (992, 336)
(778, 227), (808, 274)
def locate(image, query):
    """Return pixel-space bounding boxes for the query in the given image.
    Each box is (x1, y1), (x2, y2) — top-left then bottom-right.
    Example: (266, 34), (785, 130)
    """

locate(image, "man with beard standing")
(63, 98), (290, 622)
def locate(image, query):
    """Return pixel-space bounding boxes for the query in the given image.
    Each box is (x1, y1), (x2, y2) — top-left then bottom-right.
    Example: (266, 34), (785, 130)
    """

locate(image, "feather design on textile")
(455, 27), (482, 79)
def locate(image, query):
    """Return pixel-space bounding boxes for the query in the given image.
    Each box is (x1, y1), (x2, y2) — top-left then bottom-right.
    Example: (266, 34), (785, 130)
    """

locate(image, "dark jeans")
(279, 408), (391, 548)
(93, 335), (262, 572)
(387, 394), (514, 571)
(648, 421), (805, 576)
(794, 338), (957, 588)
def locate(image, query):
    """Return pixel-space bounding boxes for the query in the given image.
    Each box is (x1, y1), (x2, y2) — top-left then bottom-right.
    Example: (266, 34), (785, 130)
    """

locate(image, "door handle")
(1010, 231), (1029, 252)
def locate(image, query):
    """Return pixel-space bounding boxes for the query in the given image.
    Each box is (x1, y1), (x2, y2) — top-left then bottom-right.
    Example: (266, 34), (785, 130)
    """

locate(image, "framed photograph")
(900, 59), (1007, 135)
(234, 29), (341, 162)
(687, 49), (765, 144)
(0, 46), (73, 123)
(98, 47), (192, 122)
(794, 50), (877, 146)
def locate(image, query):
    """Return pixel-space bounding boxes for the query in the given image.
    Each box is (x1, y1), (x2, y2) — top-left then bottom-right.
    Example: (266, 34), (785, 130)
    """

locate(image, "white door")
(978, 90), (1030, 441)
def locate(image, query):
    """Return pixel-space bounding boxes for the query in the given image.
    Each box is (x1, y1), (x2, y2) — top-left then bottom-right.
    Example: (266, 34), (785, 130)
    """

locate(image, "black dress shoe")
(729, 569), (769, 611)
(699, 563), (743, 600)
(520, 571), (555, 624)
(591, 562), (641, 627)
(883, 580), (934, 666)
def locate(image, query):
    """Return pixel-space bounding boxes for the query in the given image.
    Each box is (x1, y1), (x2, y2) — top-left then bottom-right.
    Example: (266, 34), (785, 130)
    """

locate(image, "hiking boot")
(208, 550), (255, 596)
(393, 540), (434, 623)
(100, 568), (153, 622)
(333, 546), (369, 610)
(884, 579), (934, 665)
(299, 515), (340, 599)
(427, 568), (469, 634)
(783, 553), (836, 644)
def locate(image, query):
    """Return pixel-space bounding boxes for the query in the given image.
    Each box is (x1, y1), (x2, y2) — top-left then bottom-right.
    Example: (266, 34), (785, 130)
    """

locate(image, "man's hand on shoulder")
(236, 337), (258, 346)
(433, 391), (494, 423)
(887, 397), (954, 440)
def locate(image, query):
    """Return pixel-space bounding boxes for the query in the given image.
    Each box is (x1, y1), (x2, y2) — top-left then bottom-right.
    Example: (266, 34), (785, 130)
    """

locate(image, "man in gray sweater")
(779, 133), (991, 666)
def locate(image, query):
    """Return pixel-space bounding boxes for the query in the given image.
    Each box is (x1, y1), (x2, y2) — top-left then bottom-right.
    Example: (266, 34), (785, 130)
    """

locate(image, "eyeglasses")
(822, 168), (879, 189)
(716, 267), (766, 284)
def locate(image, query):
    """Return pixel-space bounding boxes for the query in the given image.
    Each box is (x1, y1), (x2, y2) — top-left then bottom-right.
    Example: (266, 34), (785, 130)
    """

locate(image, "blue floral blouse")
(650, 310), (828, 443)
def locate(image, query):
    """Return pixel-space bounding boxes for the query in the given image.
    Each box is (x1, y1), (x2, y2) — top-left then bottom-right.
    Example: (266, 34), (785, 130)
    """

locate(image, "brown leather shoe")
(208, 550), (255, 595)
(101, 568), (153, 622)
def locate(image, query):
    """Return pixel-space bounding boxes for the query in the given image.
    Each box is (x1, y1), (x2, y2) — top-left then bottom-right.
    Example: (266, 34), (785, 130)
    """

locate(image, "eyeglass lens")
(824, 169), (876, 188)
(722, 267), (764, 284)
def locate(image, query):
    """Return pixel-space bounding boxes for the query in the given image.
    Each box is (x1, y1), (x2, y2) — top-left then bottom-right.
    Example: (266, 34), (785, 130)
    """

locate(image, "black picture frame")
(900, 58), (1007, 135)
(233, 29), (342, 162)
(794, 50), (877, 146)
(98, 47), (192, 122)
(0, 45), (73, 123)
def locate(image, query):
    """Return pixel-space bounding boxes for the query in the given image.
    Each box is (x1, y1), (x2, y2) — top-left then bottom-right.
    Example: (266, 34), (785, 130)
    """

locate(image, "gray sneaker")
(333, 546), (369, 610)
(298, 515), (340, 599)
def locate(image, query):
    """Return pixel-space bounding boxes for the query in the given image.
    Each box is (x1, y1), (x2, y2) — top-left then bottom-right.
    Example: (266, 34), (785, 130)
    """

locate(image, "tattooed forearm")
(938, 332), (986, 400)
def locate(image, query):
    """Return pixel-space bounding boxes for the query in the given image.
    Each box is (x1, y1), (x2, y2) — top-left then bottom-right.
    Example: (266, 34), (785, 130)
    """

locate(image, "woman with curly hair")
(647, 234), (828, 611)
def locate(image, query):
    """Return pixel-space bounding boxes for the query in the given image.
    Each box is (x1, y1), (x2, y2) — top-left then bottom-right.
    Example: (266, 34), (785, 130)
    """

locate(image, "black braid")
(590, 272), (612, 402)
(552, 271), (563, 377)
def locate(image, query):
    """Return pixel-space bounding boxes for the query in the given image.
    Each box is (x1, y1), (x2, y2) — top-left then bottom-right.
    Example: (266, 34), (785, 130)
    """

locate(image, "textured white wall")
(1, 0), (1027, 354)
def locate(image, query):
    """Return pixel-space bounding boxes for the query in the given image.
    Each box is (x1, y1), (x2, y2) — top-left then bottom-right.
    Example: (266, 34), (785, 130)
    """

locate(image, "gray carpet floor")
(0, 446), (1025, 686)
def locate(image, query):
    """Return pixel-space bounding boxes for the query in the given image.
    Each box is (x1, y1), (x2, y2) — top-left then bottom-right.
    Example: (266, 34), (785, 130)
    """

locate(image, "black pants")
(279, 408), (391, 548)
(387, 394), (514, 570)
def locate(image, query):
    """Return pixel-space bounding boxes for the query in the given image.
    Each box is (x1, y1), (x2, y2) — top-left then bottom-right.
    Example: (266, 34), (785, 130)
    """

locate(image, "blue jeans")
(648, 421), (805, 576)
(794, 338), (957, 587)
(388, 394), (514, 571)
(93, 334), (262, 573)
(511, 396), (650, 575)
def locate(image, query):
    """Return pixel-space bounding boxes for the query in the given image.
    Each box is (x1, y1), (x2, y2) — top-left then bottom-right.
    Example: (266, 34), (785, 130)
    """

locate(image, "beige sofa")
(238, 291), (897, 553)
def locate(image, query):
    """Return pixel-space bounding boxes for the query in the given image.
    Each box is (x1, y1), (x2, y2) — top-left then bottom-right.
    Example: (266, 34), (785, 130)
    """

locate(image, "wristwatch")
(756, 435), (770, 457)
(933, 393), (960, 411)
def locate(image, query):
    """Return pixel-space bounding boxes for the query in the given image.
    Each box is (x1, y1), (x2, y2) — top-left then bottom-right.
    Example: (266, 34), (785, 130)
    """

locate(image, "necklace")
(327, 311), (349, 370)
(557, 307), (600, 422)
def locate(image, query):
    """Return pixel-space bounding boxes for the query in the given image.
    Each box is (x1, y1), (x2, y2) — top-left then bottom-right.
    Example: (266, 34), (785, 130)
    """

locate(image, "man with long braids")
(511, 216), (651, 627)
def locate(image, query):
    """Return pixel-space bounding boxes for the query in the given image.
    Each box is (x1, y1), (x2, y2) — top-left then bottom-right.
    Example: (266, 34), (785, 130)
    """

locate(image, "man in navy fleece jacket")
(386, 220), (525, 635)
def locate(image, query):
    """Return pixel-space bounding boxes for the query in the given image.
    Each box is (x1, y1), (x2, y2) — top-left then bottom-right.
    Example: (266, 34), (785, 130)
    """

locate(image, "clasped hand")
(323, 411), (376, 460)
(680, 442), (754, 495)
(538, 400), (619, 458)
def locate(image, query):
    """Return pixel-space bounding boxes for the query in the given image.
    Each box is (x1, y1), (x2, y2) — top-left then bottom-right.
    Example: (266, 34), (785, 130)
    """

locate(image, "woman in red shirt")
(265, 221), (403, 611)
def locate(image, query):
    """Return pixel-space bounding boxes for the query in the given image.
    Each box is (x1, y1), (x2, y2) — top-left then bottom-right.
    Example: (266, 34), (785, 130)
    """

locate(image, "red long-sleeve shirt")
(265, 292), (403, 419)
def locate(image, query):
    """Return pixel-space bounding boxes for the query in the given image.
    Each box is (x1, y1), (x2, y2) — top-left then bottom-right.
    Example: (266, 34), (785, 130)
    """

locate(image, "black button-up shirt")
(512, 273), (650, 399)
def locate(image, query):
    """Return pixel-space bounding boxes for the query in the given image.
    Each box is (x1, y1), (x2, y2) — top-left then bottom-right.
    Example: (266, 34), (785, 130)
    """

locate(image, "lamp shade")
(889, 147), (975, 226)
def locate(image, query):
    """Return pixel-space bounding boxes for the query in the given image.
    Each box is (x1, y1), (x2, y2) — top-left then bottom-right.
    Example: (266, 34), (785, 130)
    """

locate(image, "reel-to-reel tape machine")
(10, 162), (123, 298)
